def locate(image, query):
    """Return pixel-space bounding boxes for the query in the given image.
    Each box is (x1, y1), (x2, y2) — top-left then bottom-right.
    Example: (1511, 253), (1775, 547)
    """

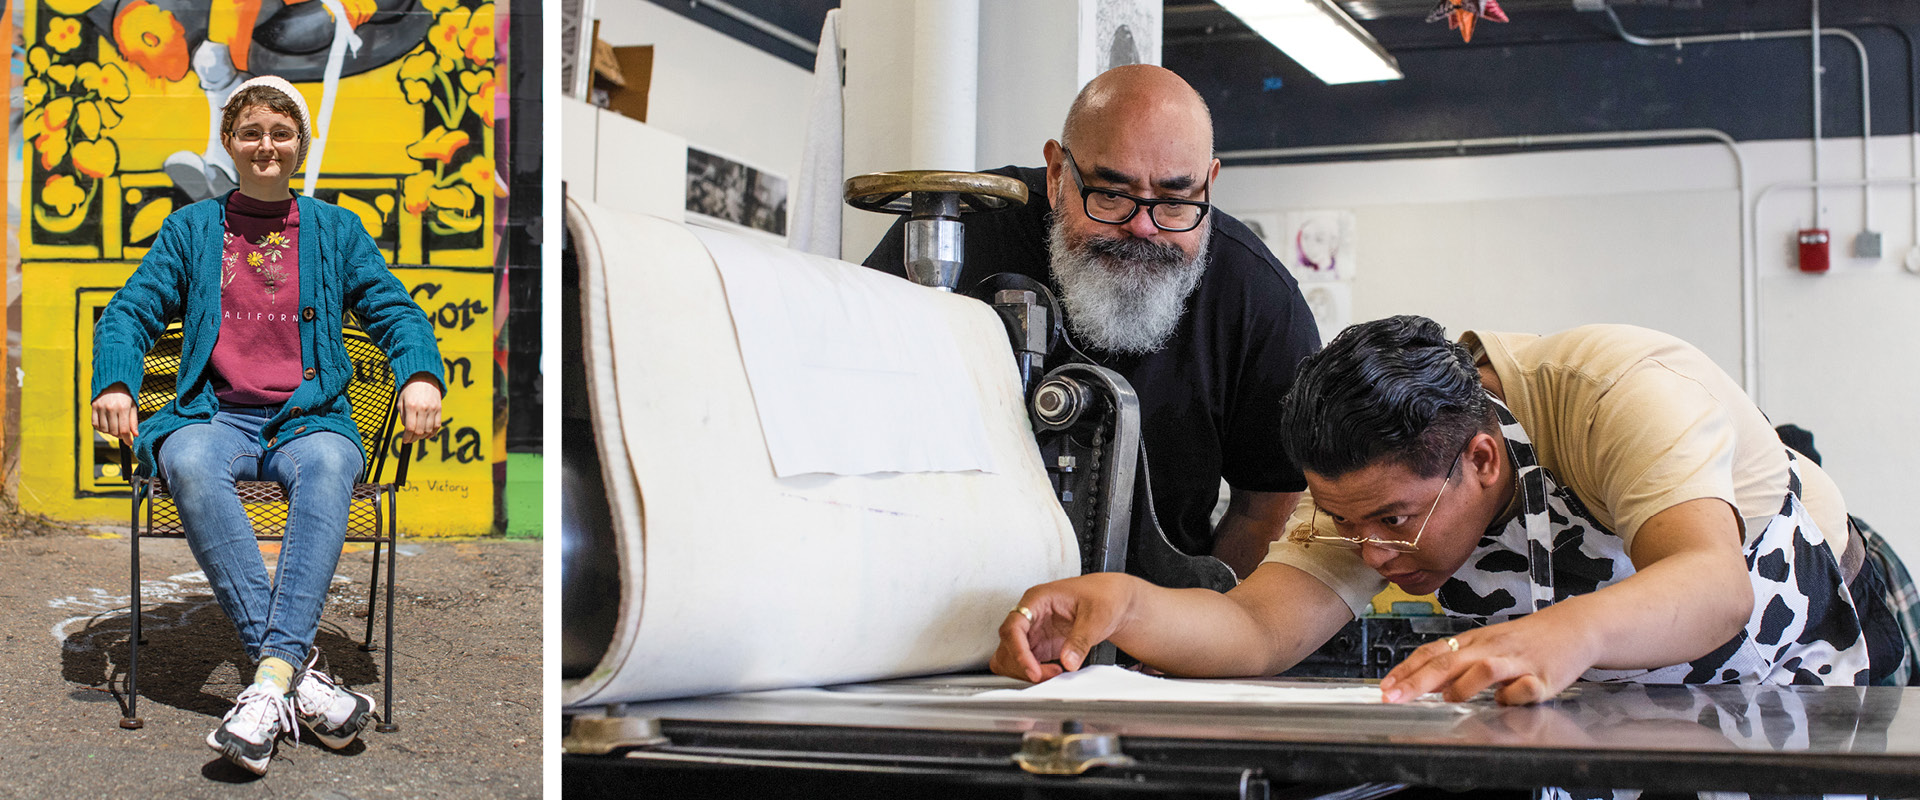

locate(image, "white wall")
(976, 0), (1080, 170)
(1214, 134), (1920, 549)
(595, 1), (812, 191)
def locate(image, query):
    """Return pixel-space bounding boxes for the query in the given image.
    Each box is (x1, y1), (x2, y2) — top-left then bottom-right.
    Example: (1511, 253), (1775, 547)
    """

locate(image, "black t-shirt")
(861, 165), (1320, 557)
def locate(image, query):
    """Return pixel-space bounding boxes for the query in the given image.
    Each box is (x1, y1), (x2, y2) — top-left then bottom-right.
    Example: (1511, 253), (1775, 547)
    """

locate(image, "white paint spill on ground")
(50, 569), (354, 651)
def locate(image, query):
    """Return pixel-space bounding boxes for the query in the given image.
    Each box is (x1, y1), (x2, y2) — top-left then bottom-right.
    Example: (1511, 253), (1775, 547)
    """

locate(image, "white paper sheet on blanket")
(692, 227), (1000, 478)
(968, 665), (1467, 710)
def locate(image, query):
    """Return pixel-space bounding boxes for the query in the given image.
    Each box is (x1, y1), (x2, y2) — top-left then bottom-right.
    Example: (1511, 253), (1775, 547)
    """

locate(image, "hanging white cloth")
(789, 9), (844, 259)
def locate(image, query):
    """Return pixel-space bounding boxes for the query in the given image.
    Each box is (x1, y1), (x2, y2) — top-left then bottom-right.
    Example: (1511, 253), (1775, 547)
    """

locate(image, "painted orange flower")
(44, 96), (75, 133)
(114, 1), (191, 83)
(399, 51), (436, 104)
(44, 175), (87, 215)
(406, 126), (470, 163)
(461, 4), (494, 63)
(402, 171), (436, 214)
(429, 7), (472, 68)
(37, 131), (71, 171)
(73, 139), (119, 179)
(458, 155), (508, 198)
(81, 62), (132, 103)
(460, 69), (496, 126)
(47, 17), (83, 53)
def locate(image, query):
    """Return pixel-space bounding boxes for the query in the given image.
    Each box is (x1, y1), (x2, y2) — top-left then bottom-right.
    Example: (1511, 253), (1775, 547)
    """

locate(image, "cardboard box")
(593, 38), (653, 124)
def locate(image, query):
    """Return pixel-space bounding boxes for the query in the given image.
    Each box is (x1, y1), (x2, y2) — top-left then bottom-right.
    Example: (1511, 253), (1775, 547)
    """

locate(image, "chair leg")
(378, 491), (399, 733)
(121, 492), (144, 730)
(362, 540), (381, 651)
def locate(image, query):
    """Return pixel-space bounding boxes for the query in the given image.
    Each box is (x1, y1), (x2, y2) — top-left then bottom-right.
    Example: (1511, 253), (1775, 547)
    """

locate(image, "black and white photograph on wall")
(686, 147), (790, 240)
(1082, 0), (1161, 81)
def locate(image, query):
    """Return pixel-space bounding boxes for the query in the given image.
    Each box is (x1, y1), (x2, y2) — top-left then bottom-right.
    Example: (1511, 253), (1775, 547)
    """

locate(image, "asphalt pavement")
(0, 524), (542, 799)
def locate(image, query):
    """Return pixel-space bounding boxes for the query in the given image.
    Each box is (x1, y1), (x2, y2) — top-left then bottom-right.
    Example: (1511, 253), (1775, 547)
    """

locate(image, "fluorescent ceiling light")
(1217, 0), (1403, 85)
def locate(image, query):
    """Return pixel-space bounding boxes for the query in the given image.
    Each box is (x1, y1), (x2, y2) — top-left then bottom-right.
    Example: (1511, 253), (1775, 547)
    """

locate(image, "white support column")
(909, 0), (980, 171)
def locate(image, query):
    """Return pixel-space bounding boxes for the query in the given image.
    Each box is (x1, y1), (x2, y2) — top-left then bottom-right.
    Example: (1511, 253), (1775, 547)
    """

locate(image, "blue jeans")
(157, 405), (362, 666)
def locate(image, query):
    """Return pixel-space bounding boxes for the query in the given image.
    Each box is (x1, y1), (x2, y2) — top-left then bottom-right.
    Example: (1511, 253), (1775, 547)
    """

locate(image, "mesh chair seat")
(120, 323), (412, 733)
(136, 478), (396, 540)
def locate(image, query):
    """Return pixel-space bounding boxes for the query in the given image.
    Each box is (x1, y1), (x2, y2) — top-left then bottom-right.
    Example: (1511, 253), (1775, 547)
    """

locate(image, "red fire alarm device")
(1798, 229), (1831, 273)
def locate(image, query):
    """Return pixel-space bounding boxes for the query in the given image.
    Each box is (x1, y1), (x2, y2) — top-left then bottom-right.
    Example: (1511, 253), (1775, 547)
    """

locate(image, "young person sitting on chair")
(88, 76), (445, 775)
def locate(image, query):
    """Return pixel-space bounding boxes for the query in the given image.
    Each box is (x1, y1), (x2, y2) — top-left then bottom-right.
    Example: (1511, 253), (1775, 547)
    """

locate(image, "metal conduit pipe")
(689, 0), (820, 55)
(1813, 0), (1823, 228)
(1605, 6), (1873, 232)
(1218, 129), (1758, 399)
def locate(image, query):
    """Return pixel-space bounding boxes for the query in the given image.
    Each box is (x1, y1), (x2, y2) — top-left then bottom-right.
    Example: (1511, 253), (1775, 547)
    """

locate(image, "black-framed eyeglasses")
(1061, 147), (1212, 233)
(1309, 446), (1466, 553)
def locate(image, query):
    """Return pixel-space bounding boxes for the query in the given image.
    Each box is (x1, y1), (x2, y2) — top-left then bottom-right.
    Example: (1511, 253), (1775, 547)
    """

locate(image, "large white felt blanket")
(562, 199), (1079, 707)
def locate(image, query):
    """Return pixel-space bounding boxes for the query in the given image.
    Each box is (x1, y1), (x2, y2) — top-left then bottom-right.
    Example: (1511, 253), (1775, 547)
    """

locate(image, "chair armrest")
(396, 441), (413, 487)
(119, 441), (133, 481)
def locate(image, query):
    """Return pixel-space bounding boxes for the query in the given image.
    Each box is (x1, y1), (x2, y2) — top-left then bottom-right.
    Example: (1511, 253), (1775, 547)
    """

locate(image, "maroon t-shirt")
(211, 192), (304, 405)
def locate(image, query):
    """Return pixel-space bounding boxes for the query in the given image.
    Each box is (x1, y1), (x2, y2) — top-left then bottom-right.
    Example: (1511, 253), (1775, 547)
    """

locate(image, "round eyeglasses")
(232, 128), (299, 143)
(1309, 450), (1464, 553)
(1061, 147), (1212, 233)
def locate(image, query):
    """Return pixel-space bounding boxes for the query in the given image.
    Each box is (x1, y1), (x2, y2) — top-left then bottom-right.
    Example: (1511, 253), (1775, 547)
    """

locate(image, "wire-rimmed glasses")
(1309, 449), (1465, 553)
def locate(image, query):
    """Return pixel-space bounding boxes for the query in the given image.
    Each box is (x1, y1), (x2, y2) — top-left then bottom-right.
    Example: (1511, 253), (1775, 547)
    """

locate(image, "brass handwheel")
(843, 170), (1029, 215)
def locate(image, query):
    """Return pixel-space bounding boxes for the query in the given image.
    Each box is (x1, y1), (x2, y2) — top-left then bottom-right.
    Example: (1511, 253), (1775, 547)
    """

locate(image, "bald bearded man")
(864, 65), (1320, 578)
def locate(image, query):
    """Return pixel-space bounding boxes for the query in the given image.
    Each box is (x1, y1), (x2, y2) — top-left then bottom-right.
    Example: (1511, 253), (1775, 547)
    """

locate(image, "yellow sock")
(254, 656), (296, 694)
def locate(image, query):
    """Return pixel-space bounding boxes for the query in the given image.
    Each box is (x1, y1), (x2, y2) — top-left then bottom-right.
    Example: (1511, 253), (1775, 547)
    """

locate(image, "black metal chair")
(117, 324), (413, 731)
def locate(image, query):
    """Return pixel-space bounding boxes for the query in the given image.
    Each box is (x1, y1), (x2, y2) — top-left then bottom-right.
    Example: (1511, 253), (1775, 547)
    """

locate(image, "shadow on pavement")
(60, 598), (382, 723)
(199, 758), (267, 784)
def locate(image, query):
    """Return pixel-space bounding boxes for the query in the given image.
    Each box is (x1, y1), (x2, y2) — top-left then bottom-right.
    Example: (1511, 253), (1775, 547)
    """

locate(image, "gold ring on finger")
(1012, 605), (1035, 623)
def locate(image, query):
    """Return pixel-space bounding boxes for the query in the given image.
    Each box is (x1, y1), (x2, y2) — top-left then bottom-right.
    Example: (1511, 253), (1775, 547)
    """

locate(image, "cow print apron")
(1437, 394), (1871, 687)
(1449, 397), (1871, 800)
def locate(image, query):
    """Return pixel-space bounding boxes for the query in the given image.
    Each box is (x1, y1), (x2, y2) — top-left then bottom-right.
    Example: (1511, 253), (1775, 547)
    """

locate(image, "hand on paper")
(990, 573), (1136, 683)
(1377, 612), (1593, 705)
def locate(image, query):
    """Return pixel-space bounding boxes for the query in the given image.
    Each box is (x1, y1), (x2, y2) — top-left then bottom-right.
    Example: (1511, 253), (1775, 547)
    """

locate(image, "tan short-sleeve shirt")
(1263, 324), (1848, 617)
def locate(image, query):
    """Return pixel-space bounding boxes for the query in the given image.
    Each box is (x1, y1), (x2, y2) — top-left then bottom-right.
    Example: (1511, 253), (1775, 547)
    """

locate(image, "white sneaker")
(294, 653), (376, 749)
(207, 682), (296, 774)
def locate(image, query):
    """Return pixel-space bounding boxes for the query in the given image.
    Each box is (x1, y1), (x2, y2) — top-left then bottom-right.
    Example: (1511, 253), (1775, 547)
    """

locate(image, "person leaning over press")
(863, 64), (1320, 578)
(994, 316), (1906, 703)
(88, 76), (445, 774)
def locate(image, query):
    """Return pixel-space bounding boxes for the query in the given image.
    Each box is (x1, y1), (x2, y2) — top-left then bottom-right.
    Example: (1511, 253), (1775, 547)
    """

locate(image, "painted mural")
(18, 0), (506, 537)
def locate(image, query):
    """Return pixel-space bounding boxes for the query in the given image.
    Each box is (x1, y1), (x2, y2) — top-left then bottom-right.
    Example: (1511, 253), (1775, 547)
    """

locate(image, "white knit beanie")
(228, 75), (311, 136)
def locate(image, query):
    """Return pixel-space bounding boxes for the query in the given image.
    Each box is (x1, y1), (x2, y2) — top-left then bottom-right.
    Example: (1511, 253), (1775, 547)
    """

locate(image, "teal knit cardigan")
(91, 192), (446, 473)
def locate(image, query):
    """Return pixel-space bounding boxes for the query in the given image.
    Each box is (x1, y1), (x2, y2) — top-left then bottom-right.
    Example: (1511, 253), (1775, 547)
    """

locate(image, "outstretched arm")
(992, 560), (1354, 682)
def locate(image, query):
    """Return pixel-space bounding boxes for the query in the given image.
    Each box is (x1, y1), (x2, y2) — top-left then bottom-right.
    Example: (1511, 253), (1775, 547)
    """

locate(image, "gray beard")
(1046, 216), (1210, 355)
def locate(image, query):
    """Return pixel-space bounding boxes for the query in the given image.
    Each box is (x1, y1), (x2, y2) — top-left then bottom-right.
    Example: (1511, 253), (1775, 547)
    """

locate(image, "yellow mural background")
(18, 0), (502, 536)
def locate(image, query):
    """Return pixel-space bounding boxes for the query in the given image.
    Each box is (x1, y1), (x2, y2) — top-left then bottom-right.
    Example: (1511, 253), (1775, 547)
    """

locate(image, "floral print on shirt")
(222, 223), (293, 302)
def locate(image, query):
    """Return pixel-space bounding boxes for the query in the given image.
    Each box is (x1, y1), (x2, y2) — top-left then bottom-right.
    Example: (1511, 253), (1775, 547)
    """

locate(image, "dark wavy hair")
(1277, 315), (1495, 480)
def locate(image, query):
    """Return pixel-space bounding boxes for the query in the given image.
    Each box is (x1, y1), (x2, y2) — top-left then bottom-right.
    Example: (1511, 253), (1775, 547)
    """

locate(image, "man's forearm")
(1111, 564), (1350, 678)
